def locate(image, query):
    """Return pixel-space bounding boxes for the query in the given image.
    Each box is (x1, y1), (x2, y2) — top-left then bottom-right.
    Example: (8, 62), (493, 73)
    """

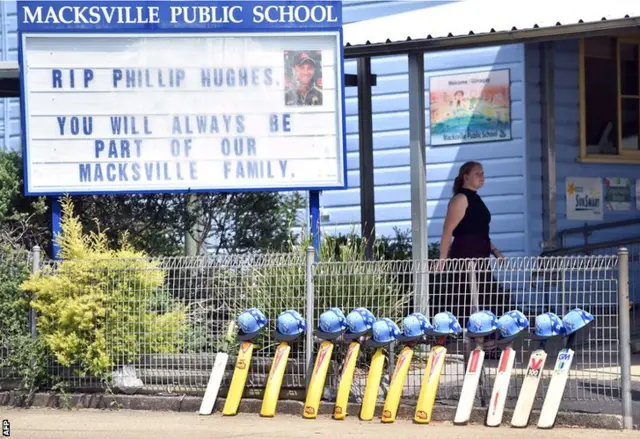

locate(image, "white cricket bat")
(454, 337), (486, 425)
(199, 322), (235, 415)
(510, 345), (548, 428)
(537, 334), (575, 429)
(485, 345), (516, 427)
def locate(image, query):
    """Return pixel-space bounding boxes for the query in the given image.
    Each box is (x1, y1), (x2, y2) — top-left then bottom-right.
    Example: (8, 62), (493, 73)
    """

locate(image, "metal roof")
(344, 0), (640, 57)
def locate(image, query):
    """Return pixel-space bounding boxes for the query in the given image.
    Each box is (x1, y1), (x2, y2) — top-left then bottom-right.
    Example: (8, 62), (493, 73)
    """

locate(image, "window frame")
(579, 36), (640, 164)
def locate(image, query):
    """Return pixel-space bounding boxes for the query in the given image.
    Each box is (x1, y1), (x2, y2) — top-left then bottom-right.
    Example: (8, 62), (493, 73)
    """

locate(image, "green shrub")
(20, 197), (188, 380)
(0, 245), (49, 402)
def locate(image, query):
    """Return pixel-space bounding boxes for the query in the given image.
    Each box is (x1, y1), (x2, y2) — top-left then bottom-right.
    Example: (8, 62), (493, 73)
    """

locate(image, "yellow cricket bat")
(222, 341), (254, 416)
(303, 340), (334, 419)
(333, 341), (360, 420)
(260, 342), (290, 417)
(359, 347), (385, 421)
(414, 338), (448, 424)
(381, 345), (414, 423)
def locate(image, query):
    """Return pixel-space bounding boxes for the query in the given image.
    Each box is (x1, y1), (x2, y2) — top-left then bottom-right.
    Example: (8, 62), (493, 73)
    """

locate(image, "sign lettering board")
(18, 1), (346, 195)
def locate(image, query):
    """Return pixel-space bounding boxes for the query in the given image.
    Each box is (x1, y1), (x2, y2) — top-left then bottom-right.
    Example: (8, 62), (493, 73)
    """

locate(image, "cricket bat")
(510, 345), (547, 428)
(334, 341), (360, 420)
(260, 341), (291, 417)
(381, 345), (414, 423)
(303, 340), (334, 419)
(414, 337), (447, 424)
(537, 334), (576, 429)
(359, 347), (386, 421)
(485, 345), (516, 427)
(199, 321), (235, 415)
(222, 340), (255, 416)
(454, 338), (486, 425)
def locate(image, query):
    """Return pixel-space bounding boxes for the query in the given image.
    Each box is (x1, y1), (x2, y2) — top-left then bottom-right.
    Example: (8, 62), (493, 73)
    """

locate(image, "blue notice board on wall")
(17, 0), (347, 196)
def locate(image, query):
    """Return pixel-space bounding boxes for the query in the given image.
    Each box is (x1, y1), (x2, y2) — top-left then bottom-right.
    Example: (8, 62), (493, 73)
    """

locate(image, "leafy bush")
(0, 244), (49, 403)
(20, 197), (188, 380)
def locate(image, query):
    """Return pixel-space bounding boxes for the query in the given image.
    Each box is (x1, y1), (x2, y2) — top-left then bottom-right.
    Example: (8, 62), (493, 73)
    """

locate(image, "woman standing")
(435, 161), (511, 323)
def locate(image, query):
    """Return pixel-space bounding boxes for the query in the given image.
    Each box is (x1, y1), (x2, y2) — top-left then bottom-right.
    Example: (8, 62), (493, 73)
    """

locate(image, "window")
(580, 36), (640, 162)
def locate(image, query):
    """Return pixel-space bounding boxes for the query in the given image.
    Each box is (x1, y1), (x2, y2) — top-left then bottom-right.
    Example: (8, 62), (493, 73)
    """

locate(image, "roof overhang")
(344, 0), (640, 58)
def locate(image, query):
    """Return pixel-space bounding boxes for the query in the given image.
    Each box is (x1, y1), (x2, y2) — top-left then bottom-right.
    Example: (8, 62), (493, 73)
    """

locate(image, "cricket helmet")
(530, 312), (564, 340)
(315, 307), (348, 340)
(496, 310), (529, 344)
(562, 308), (594, 336)
(426, 311), (462, 336)
(466, 310), (498, 338)
(344, 307), (376, 340)
(237, 307), (268, 341)
(274, 309), (306, 341)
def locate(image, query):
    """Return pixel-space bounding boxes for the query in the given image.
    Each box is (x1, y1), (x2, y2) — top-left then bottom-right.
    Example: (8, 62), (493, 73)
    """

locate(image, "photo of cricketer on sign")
(18, 0), (346, 196)
(284, 50), (323, 106)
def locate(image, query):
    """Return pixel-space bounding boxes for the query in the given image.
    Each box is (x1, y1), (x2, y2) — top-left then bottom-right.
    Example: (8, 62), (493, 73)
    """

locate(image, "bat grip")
(564, 332), (576, 350)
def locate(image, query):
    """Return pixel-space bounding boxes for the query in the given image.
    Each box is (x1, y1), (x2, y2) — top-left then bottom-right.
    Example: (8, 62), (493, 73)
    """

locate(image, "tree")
(194, 191), (305, 254)
(0, 150), (306, 257)
(0, 151), (49, 250)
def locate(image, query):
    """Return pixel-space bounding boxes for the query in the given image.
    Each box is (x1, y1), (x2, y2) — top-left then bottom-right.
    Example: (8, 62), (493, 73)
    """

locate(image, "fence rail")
(0, 247), (633, 427)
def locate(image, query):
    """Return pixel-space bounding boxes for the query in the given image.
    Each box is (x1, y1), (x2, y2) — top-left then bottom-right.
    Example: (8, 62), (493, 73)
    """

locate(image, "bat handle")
(564, 332), (576, 350)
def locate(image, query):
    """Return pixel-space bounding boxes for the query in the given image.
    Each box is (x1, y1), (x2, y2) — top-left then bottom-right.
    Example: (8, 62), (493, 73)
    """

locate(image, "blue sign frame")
(17, 0), (348, 196)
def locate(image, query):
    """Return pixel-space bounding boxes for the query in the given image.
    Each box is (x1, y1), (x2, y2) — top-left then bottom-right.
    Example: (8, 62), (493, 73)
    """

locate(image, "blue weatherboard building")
(1, 1), (639, 301)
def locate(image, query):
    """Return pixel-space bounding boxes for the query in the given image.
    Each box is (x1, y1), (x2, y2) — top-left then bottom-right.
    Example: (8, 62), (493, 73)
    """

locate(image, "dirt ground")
(0, 407), (636, 439)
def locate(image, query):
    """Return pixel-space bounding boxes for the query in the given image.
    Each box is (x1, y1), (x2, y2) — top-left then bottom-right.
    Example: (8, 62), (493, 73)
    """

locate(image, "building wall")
(525, 40), (640, 251)
(342, 0), (449, 23)
(321, 43), (529, 256)
(0, 0), (19, 151)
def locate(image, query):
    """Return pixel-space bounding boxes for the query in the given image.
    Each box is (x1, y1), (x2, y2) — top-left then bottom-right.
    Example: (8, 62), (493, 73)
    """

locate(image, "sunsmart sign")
(18, 1), (346, 195)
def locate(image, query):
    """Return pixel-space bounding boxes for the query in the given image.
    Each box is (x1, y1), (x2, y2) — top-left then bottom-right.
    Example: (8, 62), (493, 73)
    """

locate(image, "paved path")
(0, 408), (637, 439)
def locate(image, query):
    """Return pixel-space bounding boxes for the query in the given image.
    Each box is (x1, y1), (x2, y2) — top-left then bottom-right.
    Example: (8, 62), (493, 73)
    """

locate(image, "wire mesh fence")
(313, 255), (621, 409)
(556, 241), (639, 331)
(0, 247), (629, 412)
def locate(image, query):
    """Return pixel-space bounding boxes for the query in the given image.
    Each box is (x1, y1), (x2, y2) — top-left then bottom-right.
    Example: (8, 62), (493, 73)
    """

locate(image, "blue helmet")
(467, 310), (498, 338)
(367, 318), (400, 348)
(496, 310), (529, 344)
(562, 308), (594, 336)
(410, 312), (433, 333)
(275, 310), (306, 341)
(397, 314), (425, 343)
(426, 311), (461, 336)
(344, 307), (376, 340)
(530, 312), (564, 340)
(237, 307), (268, 341)
(315, 307), (348, 340)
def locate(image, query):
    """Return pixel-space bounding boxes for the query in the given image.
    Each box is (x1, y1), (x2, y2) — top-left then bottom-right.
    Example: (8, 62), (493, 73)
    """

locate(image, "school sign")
(18, 1), (346, 195)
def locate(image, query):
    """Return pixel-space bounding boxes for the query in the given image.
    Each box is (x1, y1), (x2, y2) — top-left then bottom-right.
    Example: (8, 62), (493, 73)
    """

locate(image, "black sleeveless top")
(452, 188), (491, 240)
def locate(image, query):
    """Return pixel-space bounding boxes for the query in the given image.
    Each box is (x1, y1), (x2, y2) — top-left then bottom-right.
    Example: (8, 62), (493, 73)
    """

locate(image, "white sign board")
(566, 177), (603, 221)
(21, 33), (345, 195)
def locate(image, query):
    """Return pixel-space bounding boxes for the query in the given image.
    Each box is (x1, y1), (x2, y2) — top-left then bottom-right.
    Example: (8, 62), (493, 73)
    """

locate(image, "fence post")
(305, 246), (315, 391)
(617, 247), (632, 430)
(30, 245), (41, 338)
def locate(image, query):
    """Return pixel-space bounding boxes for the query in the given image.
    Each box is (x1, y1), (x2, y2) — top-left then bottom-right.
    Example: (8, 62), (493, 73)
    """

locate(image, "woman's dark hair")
(453, 161), (482, 194)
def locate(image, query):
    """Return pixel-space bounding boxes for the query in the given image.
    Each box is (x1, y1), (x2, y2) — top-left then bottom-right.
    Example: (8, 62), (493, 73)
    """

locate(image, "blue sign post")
(17, 0), (346, 258)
